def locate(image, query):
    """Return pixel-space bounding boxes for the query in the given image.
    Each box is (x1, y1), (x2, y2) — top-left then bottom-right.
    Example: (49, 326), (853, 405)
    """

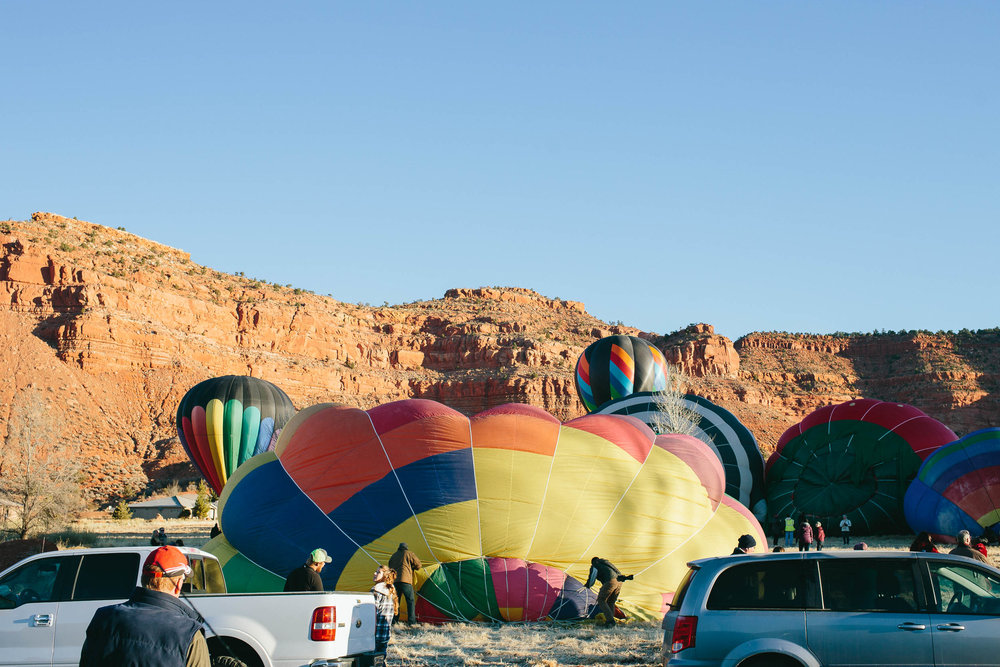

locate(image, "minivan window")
(818, 559), (918, 612)
(670, 568), (697, 610)
(73, 553), (140, 601)
(928, 561), (1000, 614)
(707, 561), (810, 610)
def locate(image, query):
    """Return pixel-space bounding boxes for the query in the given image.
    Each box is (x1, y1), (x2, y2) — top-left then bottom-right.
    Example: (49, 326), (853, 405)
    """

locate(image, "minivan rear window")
(708, 561), (810, 610)
(670, 568), (698, 610)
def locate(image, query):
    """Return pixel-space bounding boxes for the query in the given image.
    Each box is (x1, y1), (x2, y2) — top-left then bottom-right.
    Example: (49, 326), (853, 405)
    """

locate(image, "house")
(128, 494), (216, 520)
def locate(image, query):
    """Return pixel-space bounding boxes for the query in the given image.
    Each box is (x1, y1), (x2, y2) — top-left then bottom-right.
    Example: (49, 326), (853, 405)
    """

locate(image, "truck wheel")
(207, 637), (263, 667)
(212, 658), (247, 667)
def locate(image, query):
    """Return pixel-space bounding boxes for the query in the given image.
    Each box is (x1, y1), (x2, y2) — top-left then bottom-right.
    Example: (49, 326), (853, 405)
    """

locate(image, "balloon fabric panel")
(237, 405), (261, 468)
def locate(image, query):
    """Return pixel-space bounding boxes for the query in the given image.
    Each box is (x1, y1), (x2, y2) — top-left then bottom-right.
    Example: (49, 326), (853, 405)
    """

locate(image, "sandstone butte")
(1, 213), (998, 504)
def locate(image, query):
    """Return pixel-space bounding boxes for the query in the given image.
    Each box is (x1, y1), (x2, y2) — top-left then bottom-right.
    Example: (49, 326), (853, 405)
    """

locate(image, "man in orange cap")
(80, 545), (210, 666)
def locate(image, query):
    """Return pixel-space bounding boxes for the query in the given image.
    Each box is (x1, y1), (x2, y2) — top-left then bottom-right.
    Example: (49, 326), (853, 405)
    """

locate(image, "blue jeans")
(785, 531), (794, 546)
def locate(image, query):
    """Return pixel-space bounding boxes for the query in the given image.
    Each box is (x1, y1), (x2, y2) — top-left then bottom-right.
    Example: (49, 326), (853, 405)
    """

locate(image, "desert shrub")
(112, 500), (133, 521)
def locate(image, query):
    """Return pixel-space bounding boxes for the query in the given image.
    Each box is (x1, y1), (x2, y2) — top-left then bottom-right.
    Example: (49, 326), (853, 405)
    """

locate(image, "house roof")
(129, 493), (197, 509)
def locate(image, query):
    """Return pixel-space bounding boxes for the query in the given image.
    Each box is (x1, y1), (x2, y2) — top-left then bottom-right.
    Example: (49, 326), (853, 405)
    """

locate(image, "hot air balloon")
(594, 392), (767, 520)
(904, 428), (1000, 539)
(574, 335), (668, 413)
(176, 375), (296, 494)
(208, 399), (764, 621)
(765, 399), (957, 534)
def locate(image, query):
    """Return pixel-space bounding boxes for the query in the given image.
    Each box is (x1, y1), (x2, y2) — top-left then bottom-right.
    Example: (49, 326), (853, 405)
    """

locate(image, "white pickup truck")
(0, 546), (376, 667)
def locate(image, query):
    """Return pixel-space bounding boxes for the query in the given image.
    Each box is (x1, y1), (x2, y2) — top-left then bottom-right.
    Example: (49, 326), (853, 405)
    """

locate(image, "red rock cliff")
(2, 213), (997, 503)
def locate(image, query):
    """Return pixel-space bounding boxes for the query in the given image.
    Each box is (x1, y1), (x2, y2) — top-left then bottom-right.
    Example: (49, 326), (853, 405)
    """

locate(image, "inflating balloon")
(209, 399), (764, 621)
(904, 428), (1000, 539)
(575, 335), (668, 413)
(595, 392), (767, 519)
(765, 399), (957, 534)
(176, 375), (296, 494)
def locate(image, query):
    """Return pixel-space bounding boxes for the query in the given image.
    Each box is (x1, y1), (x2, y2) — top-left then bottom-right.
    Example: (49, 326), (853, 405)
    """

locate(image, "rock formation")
(1, 213), (997, 503)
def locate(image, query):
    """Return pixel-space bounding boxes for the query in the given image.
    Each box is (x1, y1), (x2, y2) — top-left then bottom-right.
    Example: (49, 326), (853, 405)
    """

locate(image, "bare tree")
(646, 364), (702, 437)
(0, 388), (83, 538)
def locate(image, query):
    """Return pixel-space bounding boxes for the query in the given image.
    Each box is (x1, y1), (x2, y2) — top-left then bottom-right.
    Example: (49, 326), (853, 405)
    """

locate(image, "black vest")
(80, 587), (204, 667)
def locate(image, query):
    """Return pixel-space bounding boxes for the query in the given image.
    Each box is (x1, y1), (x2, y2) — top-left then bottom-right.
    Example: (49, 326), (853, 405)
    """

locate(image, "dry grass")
(388, 621), (663, 667)
(58, 517), (216, 548)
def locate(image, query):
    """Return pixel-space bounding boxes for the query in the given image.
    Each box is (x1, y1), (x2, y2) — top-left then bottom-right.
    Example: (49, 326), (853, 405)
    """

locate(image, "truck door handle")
(896, 622), (926, 631)
(936, 623), (965, 632)
(32, 614), (53, 627)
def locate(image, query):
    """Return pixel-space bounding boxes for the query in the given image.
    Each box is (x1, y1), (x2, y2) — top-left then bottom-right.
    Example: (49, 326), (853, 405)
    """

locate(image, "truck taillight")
(670, 615), (697, 653)
(311, 606), (336, 641)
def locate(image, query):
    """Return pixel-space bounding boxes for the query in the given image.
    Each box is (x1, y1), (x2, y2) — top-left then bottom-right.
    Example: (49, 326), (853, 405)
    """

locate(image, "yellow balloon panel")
(335, 502), (479, 591)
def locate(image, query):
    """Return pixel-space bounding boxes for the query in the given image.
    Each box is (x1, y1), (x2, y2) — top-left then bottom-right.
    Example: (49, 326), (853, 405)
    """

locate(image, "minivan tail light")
(311, 606), (336, 641)
(671, 615), (697, 653)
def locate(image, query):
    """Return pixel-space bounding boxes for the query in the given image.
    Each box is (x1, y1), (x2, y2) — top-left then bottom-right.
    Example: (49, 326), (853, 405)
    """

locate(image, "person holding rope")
(585, 556), (633, 628)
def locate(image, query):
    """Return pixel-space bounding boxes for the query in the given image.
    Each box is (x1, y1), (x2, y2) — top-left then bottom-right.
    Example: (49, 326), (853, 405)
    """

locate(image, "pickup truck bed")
(0, 546), (376, 667)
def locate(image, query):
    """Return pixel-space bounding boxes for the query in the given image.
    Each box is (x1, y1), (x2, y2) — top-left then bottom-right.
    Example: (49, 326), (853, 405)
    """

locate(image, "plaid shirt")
(372, 583), (395, 645)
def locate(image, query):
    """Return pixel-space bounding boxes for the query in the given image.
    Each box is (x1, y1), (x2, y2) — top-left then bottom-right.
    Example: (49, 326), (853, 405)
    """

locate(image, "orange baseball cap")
(143, 546), (192, 578)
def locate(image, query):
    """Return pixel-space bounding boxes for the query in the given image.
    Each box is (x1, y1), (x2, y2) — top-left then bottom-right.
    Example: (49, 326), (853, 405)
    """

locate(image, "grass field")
(24, 518), (1000, 667)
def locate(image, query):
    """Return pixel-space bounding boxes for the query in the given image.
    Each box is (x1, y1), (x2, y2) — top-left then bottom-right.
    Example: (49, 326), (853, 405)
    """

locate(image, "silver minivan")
(662, 551), (1000, 667)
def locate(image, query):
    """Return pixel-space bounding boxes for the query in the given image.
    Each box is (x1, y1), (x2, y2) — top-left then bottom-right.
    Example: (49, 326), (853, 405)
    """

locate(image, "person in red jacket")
(909, 531), (939, 553)
(814, 522), (826, 551)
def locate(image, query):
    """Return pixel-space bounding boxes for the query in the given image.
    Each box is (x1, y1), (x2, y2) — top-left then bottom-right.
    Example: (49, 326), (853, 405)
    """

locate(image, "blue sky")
(3, 3), (997, 340)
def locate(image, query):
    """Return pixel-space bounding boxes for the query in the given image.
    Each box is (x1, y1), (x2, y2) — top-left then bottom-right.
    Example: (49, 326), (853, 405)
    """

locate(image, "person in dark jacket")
(80, 545), (210, 667)
(585, 557), (633, 627)
(732, 534), (757, 554)
(909, 531), (939, 553)
(388, 542), (422, 624)
(814, 522), (826, 551)
(949, 530), (989, 564)
(796, 521), (814, 552)
(284, 548), (331, 592)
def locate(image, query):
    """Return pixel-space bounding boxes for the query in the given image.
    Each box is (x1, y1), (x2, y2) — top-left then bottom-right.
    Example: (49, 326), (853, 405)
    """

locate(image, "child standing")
(814, 522), (825, 551)
(371, 566), (398, 666)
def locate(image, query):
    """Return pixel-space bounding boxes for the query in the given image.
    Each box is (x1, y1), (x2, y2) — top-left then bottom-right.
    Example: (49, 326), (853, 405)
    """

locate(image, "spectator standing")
(732, 534), (757, 555)
(814, 522), (825, 551)
(797, 521), (813, 552)
(283, 548), (331, 592)
(973, 536), (989, 557)
(585, 557), (633, 628)
(909, 532), (939, 553)
(784, 516), (795, 547)
(771, 515), (784, 548)
(371, 566), (398, 667)
(839, 515), (852, 546)
(151, 527), (168, 546)
(388, 543), (421, 624)
(949, 530), (989, 564)
(80, 545), (210, 667)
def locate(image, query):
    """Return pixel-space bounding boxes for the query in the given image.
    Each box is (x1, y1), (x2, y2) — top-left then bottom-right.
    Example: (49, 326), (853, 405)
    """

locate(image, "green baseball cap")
(310, 548), (332, 564)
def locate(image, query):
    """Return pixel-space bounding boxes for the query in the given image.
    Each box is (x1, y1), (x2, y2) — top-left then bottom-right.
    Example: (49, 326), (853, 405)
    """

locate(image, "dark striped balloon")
(575, 335), (668, 413)
(177, 376), (296, 494)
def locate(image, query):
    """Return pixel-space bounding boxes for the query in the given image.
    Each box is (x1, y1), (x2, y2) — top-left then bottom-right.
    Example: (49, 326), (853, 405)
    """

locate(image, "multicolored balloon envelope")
(176, 376), (296, 494)
(766, 399), (957, 534)
(594, 392), (767, 519)
(575, 335), (668, 413)
(210, 399), (764, 621)
(904, 428), (1000, 539)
